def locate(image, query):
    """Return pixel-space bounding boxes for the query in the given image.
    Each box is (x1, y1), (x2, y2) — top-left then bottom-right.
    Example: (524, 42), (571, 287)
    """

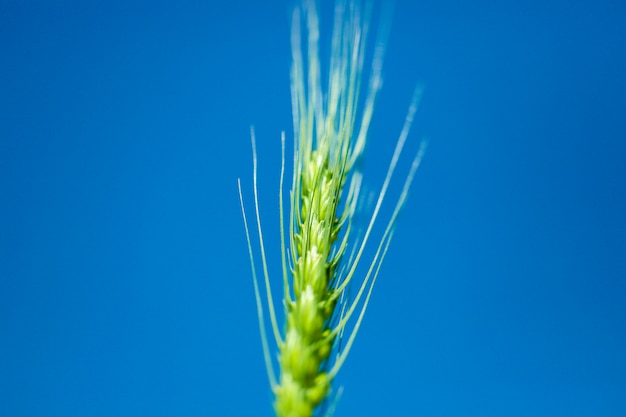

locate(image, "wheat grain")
(239, 1), (426, 416)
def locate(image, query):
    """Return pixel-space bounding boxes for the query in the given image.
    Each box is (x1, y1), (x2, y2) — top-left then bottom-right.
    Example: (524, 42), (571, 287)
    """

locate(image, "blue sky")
(1, 0), (625, 416)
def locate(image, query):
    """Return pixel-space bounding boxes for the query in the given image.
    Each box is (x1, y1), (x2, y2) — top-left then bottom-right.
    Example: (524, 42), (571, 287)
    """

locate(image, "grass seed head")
(239, 1), (426, 416)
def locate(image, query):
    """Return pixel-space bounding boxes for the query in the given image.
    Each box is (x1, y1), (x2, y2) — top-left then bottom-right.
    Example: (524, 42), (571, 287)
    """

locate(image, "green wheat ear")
(238, 1), (426, 416)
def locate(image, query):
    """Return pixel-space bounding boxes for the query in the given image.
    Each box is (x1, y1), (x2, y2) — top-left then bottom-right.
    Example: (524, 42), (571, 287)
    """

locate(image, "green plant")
(239, 1), (425, 416)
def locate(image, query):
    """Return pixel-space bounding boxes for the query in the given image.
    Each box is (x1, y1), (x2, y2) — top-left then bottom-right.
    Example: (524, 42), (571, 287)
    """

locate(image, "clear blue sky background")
(1, 0), (625, 416)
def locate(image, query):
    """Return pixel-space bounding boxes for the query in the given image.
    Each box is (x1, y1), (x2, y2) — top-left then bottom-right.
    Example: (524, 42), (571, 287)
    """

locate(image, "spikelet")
(238, 1), (426, 416)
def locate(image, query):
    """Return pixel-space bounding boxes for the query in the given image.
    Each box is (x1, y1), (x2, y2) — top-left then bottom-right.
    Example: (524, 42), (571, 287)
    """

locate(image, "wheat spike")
(239, 1), (426, 416)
